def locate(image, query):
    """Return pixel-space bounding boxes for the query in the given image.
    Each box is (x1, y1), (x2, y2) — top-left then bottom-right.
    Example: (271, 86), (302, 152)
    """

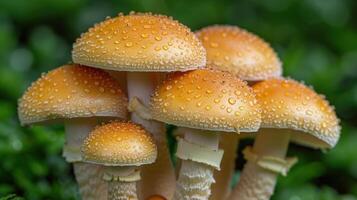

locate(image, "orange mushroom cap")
(72, 12), (206, 72)
(82, 121), (157, 166)
(150, 69), (261, 133)
(18, 64), (128, 125)
(146, 195), (167, 200)
(253, 78), (341, 148)
(196, 25), (282, 81)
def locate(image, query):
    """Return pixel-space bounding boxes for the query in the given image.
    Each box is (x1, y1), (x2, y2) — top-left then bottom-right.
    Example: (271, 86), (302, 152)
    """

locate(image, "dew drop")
(210, 42), (218, 48)
(306, 110), (313, 115)
(322, 122), (327, 128)
(228, 98), (236, 105)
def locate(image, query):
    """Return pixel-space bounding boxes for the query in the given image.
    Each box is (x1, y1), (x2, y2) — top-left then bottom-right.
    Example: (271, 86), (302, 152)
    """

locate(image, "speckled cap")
(196, 25), (282, 81)
(72, 12), (206, 72)
(150, 69), (261, 133)
(82, 121), (157, 166)
(18, 64), (128, 125)
(146, 195), (167, 200)
(253, 78), (341, 148)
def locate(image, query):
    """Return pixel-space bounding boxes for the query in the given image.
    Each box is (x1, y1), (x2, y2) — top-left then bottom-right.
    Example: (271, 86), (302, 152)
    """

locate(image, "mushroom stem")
(229, 129), (290, 200)
(64, 118), (107, 200)
(127, 72), (175, 199)
(64, 118), (96, 161)
(103, 167), (139, 200)
(108, 181), (138, 200)
(73, 163), (107, 200)
(210, 134), (238, 200)
(174, 129), (220, 200)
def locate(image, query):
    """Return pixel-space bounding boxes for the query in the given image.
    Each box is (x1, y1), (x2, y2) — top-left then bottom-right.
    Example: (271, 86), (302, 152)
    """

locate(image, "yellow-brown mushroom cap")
(18, 64), (128, 125)
(150, 69), (261, 133)
(82, 121), (157, 166)
(146, 195), (167, 200)
(196, 25), (282, 81)
(72, 12), (206, 72)
(253, 78), (341, 148)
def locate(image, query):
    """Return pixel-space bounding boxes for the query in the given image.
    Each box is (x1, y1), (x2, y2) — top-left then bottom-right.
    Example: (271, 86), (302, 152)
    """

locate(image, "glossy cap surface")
(18, 64), (128, 125)
(151, 69), (261, 133)
(196, 26), (281, 81)
(72, 12), (206, 72)
(253, 78), (341, 148)
(82, 121), (157, 166)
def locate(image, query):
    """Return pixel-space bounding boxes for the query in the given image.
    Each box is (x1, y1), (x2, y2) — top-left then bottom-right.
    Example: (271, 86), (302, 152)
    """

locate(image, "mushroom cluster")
(18, 12), (340, 200)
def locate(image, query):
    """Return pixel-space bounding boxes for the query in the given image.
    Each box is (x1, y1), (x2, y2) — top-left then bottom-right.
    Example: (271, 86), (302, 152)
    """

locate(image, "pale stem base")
(105, 167), (138, 200)
(108, 181), (137, 200)
(73, 162), (107, 200)
(127, 72), (175, 199)
(210, 134), (238, 200)
(64, 118), (108, 200)
(174, 129), (219, 200)
(229, 129), (290, 200)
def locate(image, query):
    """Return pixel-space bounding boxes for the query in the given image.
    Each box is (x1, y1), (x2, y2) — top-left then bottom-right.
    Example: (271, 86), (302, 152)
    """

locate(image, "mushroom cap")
(253, 78), (341, 148)
(146, 195), (167, 200)
(196, 25), (282, 81)
(150, 69), (261, 133)
(18, 64), (128, 125)
(82, 121), (157, 166)
(72, 12), (206, 72)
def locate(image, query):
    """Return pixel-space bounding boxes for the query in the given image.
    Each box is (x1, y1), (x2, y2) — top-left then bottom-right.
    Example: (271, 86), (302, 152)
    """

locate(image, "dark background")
(0, 0), (356, 199)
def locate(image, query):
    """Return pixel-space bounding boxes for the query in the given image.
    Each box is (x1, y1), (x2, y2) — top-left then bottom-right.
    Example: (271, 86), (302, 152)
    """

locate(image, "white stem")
(108, 181), (137, 200)
(64, 119), (107, 200)
(64, 118), (97, 162)
(104, 167), (139, 200)
(127, 72), (175, 199)
(229, 129), (290, 200)
(73, 162), (107, 200)
(210, 134), (238, 200)
(174, 129), (219, 200)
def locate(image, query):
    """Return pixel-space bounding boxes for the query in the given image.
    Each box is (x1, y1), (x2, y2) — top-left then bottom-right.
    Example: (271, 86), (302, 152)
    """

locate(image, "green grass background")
(0, 0), (356, 199)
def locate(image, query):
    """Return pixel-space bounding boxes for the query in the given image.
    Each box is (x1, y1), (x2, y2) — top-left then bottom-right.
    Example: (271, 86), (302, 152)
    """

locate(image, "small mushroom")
(146, 194), (167, 200)
(72, 12), (206, 199)
(81, 121), (157, 200)
(135, 69), (260, 199)
(18, 64), (128, 200)
(195, 25), (282, 200)
(229, 78), (341, 200)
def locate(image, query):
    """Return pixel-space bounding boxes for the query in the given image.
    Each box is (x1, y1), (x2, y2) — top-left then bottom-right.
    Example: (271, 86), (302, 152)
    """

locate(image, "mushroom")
(146, 195), (167, 200)
(72, 12), (206, 199)
(196, 25), (282, 81)
(81, 121), (157, 200)
(195, 25), (282, 199)
(229, 78), (341, 200)
(18, 64), (128, 200)
(130, 69), (261, 199)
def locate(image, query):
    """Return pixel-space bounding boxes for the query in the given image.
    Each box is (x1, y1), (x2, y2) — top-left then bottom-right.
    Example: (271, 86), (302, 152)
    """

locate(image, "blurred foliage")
(0, 0), (356, 199)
